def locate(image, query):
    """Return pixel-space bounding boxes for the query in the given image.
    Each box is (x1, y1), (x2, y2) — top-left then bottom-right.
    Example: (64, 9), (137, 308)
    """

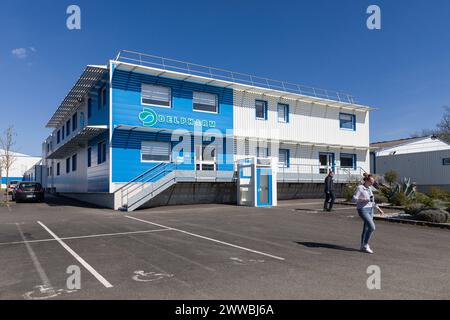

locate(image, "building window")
(62, 125), (65, 140)
(278, 103), (289, 123)
(66, 157), (70, 173)
(340, 153), (357, 169)
(88, 98), (92, 118)
(339, 113), (356, 130)
(279, 149), (290, 168)
(57, 130), (61, 144)
(72, 154), (77, 172)
(98, 141), (107, 164)
(72, 113), (78, 131)
(443, 158), (450, 166)
(141, 141), (171, 162)
(57, 163), (60, 176)
(255, 100), (268, 120)
(87, 147), (92, 167)
(66, 119), (71, 136)
(257, 146), (269, 158)
(141, 84), (171, 108)
(193, 92), (218, 113)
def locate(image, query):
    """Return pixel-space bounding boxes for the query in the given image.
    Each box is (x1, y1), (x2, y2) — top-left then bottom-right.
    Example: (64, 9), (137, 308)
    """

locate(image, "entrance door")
(319, 153), (335, 174)
(195, 144), (216, 171)
(257, 168), (272, 206)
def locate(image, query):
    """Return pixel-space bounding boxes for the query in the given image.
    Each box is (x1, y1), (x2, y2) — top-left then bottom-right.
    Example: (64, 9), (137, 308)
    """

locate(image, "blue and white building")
(41, 51), (373, 210)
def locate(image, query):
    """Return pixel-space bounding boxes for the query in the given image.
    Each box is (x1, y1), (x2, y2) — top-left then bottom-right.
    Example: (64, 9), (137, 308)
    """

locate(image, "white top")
(352, 184), (377, 209)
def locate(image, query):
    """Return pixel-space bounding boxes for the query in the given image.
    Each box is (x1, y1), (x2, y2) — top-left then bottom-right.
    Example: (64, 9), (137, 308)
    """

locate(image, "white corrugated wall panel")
(233, 91), (369, 148)
(376, 149), (450, 185)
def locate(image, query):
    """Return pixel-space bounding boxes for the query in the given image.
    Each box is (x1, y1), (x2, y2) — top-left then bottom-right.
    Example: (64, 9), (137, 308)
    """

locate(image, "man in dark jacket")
(324, 171), (335, 211)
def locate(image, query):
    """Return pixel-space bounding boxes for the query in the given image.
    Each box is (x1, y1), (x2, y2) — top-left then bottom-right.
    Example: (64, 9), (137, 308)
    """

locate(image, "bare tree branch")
(0, 126), (17, 189)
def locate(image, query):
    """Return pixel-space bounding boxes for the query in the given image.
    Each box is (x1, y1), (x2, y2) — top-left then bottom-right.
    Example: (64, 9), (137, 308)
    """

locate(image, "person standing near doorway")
(353, 174), (384, 254)
(324, 170), (335, 212)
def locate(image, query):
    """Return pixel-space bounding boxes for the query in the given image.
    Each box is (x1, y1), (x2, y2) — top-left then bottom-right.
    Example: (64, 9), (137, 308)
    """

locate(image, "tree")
(412, 106), (450, 143)
(384, 170), (398, 187)
(0, 126), (17, 191)
(436, 106), (450, 143)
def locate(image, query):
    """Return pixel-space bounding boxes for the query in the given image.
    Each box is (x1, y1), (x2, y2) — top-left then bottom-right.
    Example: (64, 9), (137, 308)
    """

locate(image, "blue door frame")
(256, 168), (272, 207)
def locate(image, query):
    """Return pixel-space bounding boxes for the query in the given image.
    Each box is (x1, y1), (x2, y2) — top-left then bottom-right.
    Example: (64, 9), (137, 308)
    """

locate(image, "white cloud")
(11, 48), (28, 59)
(29, 46), (37, 53)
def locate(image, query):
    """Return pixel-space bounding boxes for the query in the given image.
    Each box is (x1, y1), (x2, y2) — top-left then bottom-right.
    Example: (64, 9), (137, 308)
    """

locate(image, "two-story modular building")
(41, 50), (373, 210)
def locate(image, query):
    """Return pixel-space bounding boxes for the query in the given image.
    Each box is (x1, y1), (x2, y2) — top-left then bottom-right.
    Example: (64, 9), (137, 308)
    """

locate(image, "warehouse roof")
(370, 136), (427, 150)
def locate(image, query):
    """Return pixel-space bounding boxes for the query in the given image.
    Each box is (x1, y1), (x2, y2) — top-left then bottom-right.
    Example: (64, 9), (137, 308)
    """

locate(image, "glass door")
(195, 144), (216, 171)
(319, 153), (334, 174)
(257, 168), (272, 206)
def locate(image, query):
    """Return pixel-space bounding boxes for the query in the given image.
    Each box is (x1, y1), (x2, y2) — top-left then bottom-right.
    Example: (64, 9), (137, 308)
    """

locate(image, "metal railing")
(115, 162), (174, 208)
(277, 164), (367, 183)
(114, 163), (237, 209)
(115, 50), (356, 104)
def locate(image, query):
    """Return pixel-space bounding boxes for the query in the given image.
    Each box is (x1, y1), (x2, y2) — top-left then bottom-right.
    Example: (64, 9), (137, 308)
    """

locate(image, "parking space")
(0, 196), (449, 299)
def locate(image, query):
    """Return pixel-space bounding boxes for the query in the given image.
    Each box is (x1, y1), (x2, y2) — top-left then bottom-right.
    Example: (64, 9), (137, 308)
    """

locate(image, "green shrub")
(343, 181), (360, 202)
(373, 193), (388, 204)
(404, 203), (426, 215)
(384, 170), (399, 186)
(414, 192), (435, 208)
(414, 209), (450, 223)
(427, 187), (450, 201)
(389, 192), (411, 206)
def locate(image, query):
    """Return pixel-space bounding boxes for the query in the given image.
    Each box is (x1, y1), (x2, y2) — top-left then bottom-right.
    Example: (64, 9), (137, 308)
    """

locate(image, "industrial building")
(0, 150), (41, 188)
(371, 135), (450, 191)
(39, 50), (373, 210)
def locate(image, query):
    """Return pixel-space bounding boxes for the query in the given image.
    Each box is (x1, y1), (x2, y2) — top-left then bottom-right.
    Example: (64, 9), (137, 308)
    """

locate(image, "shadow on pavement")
(43, 194), (105, 209)
(296, 242), (360, 252)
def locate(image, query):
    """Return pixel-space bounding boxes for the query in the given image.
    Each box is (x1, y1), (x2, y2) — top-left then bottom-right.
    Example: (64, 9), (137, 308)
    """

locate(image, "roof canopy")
(46, 126), (108, 159)
(46, 65), (108, 128)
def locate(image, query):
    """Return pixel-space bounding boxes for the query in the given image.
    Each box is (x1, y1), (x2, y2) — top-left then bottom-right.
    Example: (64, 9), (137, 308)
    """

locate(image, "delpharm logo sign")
(139, 108), (158, 127)
(139, 108), (216, 128)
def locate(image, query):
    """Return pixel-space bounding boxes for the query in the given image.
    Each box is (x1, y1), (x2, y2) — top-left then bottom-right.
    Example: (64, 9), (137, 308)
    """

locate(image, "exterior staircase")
(115, 163), (177, 212)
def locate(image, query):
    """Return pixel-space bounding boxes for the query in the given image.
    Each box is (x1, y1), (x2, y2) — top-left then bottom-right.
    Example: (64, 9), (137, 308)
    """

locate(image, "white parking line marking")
(125, 216), (285, 261)
(37, 221), (113, 288)
(0, 228), (171, 246)
(16, 223), (56, 296)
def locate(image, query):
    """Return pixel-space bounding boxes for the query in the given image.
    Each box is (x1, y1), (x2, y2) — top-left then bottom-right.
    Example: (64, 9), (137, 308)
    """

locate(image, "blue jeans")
(357, 207), (376, 247)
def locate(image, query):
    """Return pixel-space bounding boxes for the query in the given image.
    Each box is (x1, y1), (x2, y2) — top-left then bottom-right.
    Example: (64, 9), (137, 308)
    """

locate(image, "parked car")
(13, 182), (45, 203)
(7, 181), (20, 195)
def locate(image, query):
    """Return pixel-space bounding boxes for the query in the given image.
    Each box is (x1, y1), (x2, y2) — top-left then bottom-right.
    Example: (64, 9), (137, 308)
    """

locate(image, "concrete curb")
(336, 201), (403, 210)
(373, 216), (450, 230)
(336, 201), (450, 230)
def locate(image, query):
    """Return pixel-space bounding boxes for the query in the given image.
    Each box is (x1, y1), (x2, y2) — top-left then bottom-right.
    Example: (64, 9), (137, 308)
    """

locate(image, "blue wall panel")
(1, 177), (23, 184)
(87, 74), (110, 126)
(111, 69), (233, 133)
(111, 69), (234, 183)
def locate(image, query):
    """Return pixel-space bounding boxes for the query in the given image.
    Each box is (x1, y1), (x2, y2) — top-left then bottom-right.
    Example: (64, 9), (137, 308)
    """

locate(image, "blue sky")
(1, 0), (449, 156)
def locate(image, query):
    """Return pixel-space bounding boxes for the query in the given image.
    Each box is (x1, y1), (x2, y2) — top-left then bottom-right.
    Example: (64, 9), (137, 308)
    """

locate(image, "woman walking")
(353, 174), (384, 254)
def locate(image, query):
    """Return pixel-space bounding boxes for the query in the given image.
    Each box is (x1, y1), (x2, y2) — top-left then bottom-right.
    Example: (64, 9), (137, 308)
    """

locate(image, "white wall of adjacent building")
(0, 150), (41, 188)
(374, 137), (450, 190)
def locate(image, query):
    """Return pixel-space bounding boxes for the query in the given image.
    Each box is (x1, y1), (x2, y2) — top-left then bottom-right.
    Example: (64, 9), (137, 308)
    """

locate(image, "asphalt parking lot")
(0, 195), (449, 300)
